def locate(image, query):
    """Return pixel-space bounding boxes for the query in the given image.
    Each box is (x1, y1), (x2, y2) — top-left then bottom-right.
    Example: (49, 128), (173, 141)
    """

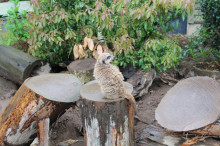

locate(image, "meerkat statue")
(94, 53), (137, 113)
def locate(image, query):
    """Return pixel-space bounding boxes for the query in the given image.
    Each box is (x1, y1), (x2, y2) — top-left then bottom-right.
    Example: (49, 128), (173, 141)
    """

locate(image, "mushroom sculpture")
(155, 76), (220, 135)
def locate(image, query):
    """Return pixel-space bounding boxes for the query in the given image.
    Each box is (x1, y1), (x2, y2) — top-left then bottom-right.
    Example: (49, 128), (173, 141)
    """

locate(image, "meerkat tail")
(122, 92), (137, 114)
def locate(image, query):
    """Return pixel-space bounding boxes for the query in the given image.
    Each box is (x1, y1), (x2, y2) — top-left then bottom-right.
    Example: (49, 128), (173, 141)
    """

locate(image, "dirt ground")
(0, 76), (17, 114)
(47, 79), (173, 146)
(135, 80), (172, 145)
(1, 75), (220, 145)
(46, 78), (220, 146)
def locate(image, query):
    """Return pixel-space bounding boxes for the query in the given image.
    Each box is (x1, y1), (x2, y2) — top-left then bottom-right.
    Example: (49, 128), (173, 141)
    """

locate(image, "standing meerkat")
(94, 53), (137, 113)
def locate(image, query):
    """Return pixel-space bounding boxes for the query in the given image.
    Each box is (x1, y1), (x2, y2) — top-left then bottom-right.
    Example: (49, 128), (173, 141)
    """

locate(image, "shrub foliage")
(200, 0), (220, 49)
(28, 0), (193, 71)
(28, 0), (97, 64)
(6, 0), (30, 45)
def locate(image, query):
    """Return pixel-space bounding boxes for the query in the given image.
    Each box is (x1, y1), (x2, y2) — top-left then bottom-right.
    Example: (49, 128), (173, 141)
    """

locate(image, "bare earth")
(48, 79), (173, 146)
(0, 76), (17, 114)
(1, 76), (220, 145)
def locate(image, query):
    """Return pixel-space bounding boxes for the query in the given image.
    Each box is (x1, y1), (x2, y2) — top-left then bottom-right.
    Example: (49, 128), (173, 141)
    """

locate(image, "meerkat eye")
(107, 56), (111, 60)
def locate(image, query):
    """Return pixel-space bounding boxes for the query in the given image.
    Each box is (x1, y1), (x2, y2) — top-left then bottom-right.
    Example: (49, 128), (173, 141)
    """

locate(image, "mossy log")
(0, 45), (46, 84)
(66, 58), (96, 84)
(80, 80), (135, 146)
(0, 74), (81, 146)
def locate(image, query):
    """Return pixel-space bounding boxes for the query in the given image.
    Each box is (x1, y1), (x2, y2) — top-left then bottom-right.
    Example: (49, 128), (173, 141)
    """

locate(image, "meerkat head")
(97, 53), (115, 65)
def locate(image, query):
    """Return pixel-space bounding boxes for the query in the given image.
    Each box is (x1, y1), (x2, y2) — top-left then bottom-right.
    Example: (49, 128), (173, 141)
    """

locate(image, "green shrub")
(29, 0), (193, 71)
(114, 38), (182, 71)
(183, 35), (220, 59)
(6, 0), (30, 45)
(200, 0), (220, 49)
(93, 0), (193, 71)
(138, 38), (182, 71)
(28, 0), (97, 64)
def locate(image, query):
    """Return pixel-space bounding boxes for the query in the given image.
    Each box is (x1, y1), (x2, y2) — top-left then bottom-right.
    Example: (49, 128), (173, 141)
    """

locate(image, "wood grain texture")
(0, 74), (82, 145)
(80, 80), (135, 146)
(0, 45), (43, 84)
(156, 76), (220, 132)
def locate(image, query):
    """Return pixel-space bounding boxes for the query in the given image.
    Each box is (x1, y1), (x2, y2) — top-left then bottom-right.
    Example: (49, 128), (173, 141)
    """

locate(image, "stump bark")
(127, 69), (156, 98)
(66, 58), (96, 84)
(0, 74), (81, 146)
(80, 80), (135, 146)
(0, 45), (47, 84)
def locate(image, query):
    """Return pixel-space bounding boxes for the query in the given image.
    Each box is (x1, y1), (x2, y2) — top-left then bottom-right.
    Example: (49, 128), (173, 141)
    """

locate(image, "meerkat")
(94, 53), (137, 113)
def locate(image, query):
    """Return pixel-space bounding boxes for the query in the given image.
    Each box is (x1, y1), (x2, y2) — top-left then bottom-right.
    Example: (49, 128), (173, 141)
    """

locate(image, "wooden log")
(80, 80), (135, 146)
(38, 118), (50, 146)
(0, 45), (46, 84)
(66, 58), (96, 84)
(0, 73), (81, 146)
(127, 69), (156, 98)
(188, 121), (220, 136)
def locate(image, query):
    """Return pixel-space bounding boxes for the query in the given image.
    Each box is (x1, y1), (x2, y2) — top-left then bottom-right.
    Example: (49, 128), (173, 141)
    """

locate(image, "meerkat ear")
(102, 59), (106, 64)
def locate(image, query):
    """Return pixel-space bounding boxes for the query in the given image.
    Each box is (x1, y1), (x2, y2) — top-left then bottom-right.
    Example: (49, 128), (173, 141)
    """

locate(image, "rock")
(127, 69), (156, 98)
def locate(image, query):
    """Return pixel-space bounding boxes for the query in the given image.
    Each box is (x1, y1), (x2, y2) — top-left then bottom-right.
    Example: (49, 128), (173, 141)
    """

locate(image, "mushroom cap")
(155, 76), (220, 132)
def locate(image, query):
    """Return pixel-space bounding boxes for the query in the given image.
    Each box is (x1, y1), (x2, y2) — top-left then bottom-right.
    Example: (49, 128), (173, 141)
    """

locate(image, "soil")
(135, 79), (172, 141)
(47, 79), (173, 146)
(1, 57), (220, 145)
(49, 105), (84, 146)
(1, 75), (220, 145)
(0, 76), (18, 114)
(49, 78), (220, 146)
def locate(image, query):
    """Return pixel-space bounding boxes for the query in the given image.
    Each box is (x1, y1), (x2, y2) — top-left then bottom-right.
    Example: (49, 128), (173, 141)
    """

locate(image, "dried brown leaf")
(93, 50), (99, 59)
(73, 45), (79, 59)
(83, 36), (88, 48)
(88, 38), (94, 51)
(78, 44), (84, 58)
(97, 45), (103, 55)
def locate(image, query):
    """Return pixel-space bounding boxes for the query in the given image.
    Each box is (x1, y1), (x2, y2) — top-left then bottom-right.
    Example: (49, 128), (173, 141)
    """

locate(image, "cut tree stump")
(127, 69), (156, 98)
(80, 80), (135, 146)
(65, 58), (96, 84)
(0, 74), (81, 146)
(0, 45), (48, 84)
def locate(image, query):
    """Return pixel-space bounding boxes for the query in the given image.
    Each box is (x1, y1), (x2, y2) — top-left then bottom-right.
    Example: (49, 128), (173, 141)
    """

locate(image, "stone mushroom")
(155, 76), (220, 135)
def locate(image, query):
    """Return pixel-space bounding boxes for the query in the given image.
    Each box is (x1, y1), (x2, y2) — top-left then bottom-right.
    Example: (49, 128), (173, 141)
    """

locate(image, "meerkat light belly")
(94, 53), (137, 112)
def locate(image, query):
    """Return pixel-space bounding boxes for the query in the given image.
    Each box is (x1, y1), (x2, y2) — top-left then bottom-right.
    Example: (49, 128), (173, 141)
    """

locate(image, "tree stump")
(0, 45), (48, 84)
(127, 69), (156, 98)
(0, 74), (81, 146)
(80, 80), (135, 146)
(66, 58), (96, 84)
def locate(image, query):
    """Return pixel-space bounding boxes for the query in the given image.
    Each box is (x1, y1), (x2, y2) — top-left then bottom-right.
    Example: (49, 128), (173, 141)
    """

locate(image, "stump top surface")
(67, 58), (96, 71)
(24, 73), (82, 102)
(155, 76), (220, 132)
(80, 80), (133, 102)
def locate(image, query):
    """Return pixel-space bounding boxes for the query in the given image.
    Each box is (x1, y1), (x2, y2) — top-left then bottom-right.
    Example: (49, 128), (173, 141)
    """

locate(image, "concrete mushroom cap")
(155, 76), (220, 132)
(24, 73), (82, 102)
